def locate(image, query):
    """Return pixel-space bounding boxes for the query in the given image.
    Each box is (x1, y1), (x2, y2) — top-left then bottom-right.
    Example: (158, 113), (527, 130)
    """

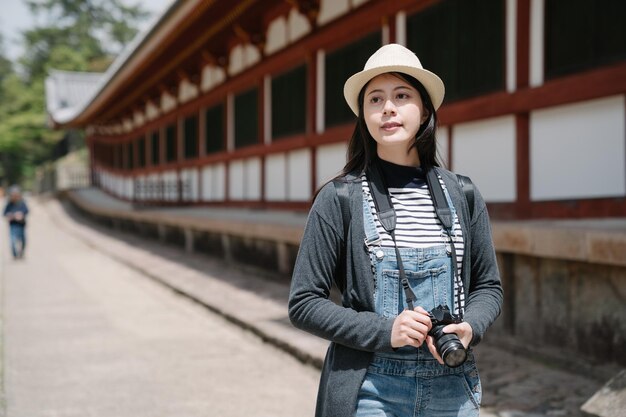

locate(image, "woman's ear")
(421, 109), (430, 125)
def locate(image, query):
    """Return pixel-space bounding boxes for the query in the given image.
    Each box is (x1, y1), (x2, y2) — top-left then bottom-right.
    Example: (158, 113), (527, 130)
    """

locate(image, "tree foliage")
(0, 0), (150, 187)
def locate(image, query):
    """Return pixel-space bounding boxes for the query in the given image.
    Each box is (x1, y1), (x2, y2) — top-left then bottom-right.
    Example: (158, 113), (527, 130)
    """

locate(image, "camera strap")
(366, 162), (463, 318)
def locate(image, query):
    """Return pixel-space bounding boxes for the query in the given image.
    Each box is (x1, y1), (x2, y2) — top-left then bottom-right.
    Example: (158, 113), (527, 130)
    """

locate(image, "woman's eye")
(397, 93), (409, 100)
(370, 97), (382, 104)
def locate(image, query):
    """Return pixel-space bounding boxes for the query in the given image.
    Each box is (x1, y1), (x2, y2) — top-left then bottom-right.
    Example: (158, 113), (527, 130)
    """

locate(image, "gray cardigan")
(288, 167), (503, 417)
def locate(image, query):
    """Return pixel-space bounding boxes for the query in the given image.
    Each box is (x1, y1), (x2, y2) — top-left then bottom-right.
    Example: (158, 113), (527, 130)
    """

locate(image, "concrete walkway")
(2, 193), (615, 416)
(0, 198), (319, 417)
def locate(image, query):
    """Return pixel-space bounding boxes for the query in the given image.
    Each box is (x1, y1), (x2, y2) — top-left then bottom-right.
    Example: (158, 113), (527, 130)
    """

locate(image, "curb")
(45, 197), (325, 371)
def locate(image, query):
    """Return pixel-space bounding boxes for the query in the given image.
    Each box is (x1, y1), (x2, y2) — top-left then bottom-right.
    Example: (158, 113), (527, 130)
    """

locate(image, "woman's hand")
(390, 306), (432, 348)
(426, 321), (473, 365)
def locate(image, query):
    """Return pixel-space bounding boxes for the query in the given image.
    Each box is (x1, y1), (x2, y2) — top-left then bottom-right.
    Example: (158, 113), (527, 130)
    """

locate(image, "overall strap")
(426, 167), (463, 319)
(366, 163), (417, 310)
(456, 174), (475, 220)
(426, 168), (453, 230)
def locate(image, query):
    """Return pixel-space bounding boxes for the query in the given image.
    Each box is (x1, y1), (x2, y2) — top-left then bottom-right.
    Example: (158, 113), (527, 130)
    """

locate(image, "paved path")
(0, 199), (319, 417)
(0, 196), (612, 416)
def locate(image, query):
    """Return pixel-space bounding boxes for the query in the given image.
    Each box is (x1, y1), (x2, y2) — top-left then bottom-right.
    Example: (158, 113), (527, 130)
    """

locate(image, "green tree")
(21, 0), (149, 81)
(0, 0), (150, 187)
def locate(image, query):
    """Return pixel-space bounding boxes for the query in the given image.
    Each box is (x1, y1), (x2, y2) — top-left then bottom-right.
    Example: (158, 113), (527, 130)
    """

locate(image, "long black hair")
(341, 72), (440, 176)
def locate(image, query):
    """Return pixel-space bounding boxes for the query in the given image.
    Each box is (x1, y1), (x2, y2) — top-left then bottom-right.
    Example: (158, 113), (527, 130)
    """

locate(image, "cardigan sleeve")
(462, 184), (503, 347)
(288, 182), (395, 353)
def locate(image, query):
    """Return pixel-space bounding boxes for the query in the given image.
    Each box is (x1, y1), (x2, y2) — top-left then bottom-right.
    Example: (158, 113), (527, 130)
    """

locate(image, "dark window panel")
(184, 115), (199, 159)
(234, 88), (258, 149)
(325, 31), (381, 127)
(205, 104), (224, 154)
(272, 64), (307, 139)
(545, 0), (626, 79)
(166, 124), (177, 163)
(138, 137), (146, 168)
(151, 131), (160, 166)
(407, 0), (505, 102)
(126, 142), (134, 170)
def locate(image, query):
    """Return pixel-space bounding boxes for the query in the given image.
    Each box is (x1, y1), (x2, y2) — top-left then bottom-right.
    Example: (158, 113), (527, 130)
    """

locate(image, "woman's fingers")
(442, 322), (473, 349)
(426, 336), (444, 365)
(390, 308), (432, 348)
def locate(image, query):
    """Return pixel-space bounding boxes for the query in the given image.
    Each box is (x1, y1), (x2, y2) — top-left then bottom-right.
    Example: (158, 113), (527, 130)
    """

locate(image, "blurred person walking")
(4, 185), (29, 259)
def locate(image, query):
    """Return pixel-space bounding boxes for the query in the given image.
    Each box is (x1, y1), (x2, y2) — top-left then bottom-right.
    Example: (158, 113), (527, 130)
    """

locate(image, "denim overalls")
(355, 184), (482, 417)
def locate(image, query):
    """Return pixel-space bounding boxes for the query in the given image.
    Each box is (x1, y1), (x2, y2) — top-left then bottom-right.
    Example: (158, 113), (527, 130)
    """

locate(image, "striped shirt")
(362, 160), (465, 314)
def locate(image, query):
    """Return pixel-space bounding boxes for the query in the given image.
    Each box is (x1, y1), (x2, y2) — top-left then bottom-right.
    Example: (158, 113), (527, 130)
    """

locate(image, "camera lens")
(431, 326), (467, 368)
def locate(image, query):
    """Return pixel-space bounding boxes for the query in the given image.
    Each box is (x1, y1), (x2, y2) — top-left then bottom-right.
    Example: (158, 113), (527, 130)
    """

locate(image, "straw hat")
(343, 43), (445, 115)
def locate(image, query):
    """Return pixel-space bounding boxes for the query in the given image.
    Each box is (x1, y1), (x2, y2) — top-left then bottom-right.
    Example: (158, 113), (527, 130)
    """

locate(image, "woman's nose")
(382, 99), (396, 116)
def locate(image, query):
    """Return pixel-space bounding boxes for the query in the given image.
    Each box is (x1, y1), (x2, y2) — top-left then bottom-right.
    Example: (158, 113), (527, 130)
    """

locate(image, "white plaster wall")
(201, 163), (226, 201)
(114, 175), (121, 196)
(135, 175), (146, 200)
(265, 153), (287, 201)
(146, 101), (160, 120)
(104, 173), (110, 193)
(124, 177), (134, 200)
(201, 65), (226, 92)
(288, 148), (311, 201)
(123, 118), (133, 133)
(530, 95), (626, 200)
(107, 173), (113, 194)
(148, 173), (159, 199)
(162, 170), (178, 201)
(245, 157), (262, 200)
(99, 171), (108, 192)
(201, 166), (212, 200)
(318, 0), (349, 26)
(161, 92), (177, 113)
(178, 79), (199, 103)
(316, 142), (347, 187)
(213, 164), (226, 201)
(134, 110), (145, 127)
(452, 116), (517, 202)
(229, 45), (245, 76)
(266, 16), (288, 55)
(201, 65), (213, 91)
(181, 168), (199, 201)
(244, 44), (261, 67)
(229, 160), (245, 200)
(436, 127), (450, 169)
(288, 8), (311, 42)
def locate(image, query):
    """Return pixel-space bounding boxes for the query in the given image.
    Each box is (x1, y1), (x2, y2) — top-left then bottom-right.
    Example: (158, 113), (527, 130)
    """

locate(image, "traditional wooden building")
(47, 0), (626, 219)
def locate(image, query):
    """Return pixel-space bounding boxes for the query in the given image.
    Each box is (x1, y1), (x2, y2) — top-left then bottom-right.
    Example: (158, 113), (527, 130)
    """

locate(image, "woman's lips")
(381, 122), (402, 131)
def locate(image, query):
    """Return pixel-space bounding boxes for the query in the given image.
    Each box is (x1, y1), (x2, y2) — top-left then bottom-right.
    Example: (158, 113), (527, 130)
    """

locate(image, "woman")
(288, 43), (502, 417)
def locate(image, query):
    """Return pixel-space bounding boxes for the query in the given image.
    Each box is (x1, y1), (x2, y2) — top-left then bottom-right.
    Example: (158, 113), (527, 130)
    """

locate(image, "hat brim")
(343, 65), (445, 116)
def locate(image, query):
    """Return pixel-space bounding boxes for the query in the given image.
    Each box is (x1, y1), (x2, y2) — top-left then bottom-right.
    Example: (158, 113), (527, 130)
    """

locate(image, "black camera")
(428, 305), (467, 368)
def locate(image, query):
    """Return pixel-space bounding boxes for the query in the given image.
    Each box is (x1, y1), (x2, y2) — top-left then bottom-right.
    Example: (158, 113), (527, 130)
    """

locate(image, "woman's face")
(363, 73), (427, 158)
